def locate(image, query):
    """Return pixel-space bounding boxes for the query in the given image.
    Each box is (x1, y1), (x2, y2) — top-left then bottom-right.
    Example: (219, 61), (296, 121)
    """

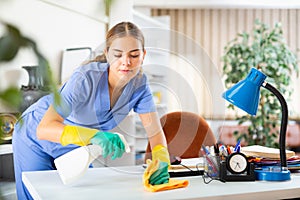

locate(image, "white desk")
(23, 166), (300, 200)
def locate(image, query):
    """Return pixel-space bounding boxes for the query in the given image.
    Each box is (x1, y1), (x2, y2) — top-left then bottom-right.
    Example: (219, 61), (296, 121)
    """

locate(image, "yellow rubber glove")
(151, 144), (170, 165)
(60, 125), (98, 146)
(143, 159), (189, 192)
(60, 125), (126, 160)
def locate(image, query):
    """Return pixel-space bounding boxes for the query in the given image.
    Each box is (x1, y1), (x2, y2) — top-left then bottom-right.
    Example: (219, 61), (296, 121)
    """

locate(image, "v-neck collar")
(110, 79), (134, 112)
(100, 69), (110, 111)
(101, 69), (135, 112)
(100, 69), (134, 111)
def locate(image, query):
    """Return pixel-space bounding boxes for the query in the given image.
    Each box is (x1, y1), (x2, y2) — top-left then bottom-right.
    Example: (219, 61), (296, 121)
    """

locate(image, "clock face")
(227, 152), (248, 174)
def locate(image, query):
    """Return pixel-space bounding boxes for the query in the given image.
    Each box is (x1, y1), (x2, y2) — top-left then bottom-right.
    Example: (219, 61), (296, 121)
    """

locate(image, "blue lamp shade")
(222, 68), (267, 116)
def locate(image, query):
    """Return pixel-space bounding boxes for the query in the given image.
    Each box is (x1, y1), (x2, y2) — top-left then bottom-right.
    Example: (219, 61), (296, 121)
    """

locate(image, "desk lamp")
(222, 67), (290, 181)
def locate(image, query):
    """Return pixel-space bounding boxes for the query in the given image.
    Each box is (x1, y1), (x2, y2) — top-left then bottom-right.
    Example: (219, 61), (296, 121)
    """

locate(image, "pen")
(214, 143), (220, 156)
(234, 139), (241, 153)
(201, 148), (218, 173)
(227, 145), (232, 155)
(202, 145), (210, 155)
(219, 145), (226, 161)
(220, 145), (228, 157)
(214, 143), (220, 171)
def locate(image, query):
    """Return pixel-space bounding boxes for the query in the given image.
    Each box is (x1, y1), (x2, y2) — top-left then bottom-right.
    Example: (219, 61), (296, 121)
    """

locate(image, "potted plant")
(222, 19), (298, 148)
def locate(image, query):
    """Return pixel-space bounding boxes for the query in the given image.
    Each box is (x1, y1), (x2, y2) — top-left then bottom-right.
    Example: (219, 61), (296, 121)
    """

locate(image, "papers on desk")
(241, 145), (300, 171)
(169, 158), (203, 169)
(143, 157), (204, 177)
(241, 145), (295, 159)
(169, 157), (204, 170)
(169, 158), (204, 177)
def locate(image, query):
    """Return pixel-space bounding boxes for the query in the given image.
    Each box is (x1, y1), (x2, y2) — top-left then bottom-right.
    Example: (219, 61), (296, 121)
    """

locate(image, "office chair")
(144, 111), (217, 163)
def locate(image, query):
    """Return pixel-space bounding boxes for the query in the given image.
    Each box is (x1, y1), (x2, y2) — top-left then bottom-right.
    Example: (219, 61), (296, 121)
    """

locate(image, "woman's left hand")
(90, 132), (125, 160)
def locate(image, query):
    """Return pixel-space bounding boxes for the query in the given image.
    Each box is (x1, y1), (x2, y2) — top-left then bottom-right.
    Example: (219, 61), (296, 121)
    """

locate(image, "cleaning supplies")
(143, 159), (189, 192)
(54, 133), (130, 185)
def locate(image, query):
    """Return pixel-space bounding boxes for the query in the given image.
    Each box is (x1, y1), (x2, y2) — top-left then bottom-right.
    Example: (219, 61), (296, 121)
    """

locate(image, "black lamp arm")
(263, 82), (288, 169)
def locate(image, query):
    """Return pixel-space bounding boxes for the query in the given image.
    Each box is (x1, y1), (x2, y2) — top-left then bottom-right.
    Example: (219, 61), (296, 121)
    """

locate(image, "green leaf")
(0, 34), (19, 61)
(0, 23), (31, 62)
(0, 87), (22, 108)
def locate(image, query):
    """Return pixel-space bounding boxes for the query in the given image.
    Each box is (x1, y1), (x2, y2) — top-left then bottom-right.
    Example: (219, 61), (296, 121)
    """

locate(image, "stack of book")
(241, 145), (300, 171)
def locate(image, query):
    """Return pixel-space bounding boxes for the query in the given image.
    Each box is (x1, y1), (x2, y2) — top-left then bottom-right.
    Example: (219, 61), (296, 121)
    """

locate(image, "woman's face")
(105, 36), (145, 83)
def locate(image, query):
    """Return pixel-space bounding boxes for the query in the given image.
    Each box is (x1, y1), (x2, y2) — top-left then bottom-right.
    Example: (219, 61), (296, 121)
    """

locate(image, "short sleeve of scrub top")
(133, 83), (156, 114)
(53, 69), (91, 119)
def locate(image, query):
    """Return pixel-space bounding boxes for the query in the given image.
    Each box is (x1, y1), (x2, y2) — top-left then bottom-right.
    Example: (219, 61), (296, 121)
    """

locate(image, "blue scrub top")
(17, 62), (156, 158)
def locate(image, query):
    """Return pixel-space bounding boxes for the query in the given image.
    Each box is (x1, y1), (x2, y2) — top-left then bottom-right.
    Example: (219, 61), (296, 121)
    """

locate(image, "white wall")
(0, 0), (107, 111)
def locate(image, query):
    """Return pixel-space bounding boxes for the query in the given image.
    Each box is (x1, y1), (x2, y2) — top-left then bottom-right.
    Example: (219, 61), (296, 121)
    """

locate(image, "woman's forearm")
(36, 105), (65, 143)
(148, 130), (167, 149)
(139, 112), (167, 149)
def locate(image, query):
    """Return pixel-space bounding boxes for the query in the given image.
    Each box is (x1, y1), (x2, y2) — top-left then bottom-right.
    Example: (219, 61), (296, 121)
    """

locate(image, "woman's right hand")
(90, 132), (125, 160)
(148, 160), (170, 185)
